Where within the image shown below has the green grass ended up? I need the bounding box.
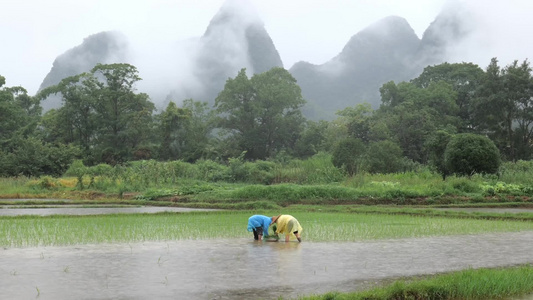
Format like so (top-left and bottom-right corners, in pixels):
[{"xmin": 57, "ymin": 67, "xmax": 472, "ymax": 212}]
[
  {"xmin": 0, "ymin": 177, "xmax": 33, "ymax": 196},
  {"xmin": 1, "ymin": 211, "xmax": 532, "ymax": 247},
  {"xmin": 297, "ymin": 264, "xmax": 533, "ymax": 300}
]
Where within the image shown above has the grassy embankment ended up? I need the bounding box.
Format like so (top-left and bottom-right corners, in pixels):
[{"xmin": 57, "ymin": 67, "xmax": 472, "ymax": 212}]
[
  {"xmin": 1, "ymin": 156, "xmax": 533, "ymax": 210},
  {"xmin": 296, "ymin": 265, "xmax": 533, "ymax": 300}
]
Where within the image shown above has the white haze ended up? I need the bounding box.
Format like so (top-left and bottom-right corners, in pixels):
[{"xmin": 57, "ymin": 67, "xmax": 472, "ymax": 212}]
[{"xmin": 1, "ymin": 0, "xmax": 532, "ymax": 104}]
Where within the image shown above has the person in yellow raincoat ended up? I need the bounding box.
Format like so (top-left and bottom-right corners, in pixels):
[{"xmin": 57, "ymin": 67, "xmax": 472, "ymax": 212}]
[{"xmin": 271, "ymin": 214, "xmax": 302, "ymax": 242}]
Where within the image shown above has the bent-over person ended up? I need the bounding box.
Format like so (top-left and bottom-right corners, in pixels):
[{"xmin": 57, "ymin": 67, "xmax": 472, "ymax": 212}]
[{"xmin": 271, "ymin": 214, "xmax": 302, "ymax": 242}]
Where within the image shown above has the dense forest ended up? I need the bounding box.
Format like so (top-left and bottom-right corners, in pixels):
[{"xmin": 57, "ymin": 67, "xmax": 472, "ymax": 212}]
[{"xmin": 1, "ymin": 57, "xmax": 532, "ymax": 179}]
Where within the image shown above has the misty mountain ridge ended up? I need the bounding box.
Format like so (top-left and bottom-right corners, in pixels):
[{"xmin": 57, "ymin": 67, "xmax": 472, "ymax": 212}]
[
  {"xmin": 38, "ymin": 1, "xmax": 470, "ymax": 120},
  {"xmin": 39, "ymin": 31, "xmax": 129, "ymax": 111},
  {"xmin": 173, "ymin": 0, "xmax": 283, "ymax": 106}
]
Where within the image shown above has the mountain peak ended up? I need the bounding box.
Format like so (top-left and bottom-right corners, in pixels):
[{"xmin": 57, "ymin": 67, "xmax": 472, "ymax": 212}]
[
  {"xmin": 205, "ymin": 0, "xmax": 262, "ymax": 35},
  {"xmin": 420, "ymin": 1, "xmax": 472, "ymax": 63},
  {"xmin": 338, "ymin": 15, "xmax": 419, "ymax": 64},
  {"xmin": 361, "ymin": 15, "xmax": 416, "ymax": 37}
]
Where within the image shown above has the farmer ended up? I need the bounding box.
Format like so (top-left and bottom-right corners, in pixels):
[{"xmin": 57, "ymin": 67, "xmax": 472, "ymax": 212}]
[
  {"xmin": 247, "ymin": 215, "xmax": 273, "ymax": 241},
  {"xmin": 271, "ymin": 214, "xmax": 302, "ymax": 242}
]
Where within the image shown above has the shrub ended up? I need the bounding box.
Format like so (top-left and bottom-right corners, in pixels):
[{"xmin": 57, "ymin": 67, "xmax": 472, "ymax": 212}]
[
  {"xmin": 332, "ymin": 138, "xmax": 366, "ymax": 176},
  {"xmin": 363, "ymin": 140, "xmax": 404, "ymax": 174},
  {"xmin": 195, "ymin": 159, "xmax": 230, "ymax": 181},
  {"xmin": 38, "ymin": 176, "xmax": 61, "ymax": 190},
  {"xmin": 444, "ymin": 133, "xmax": 501, "ymax": 177},
  {"xmin": 64, "ymin": 160, "xmax": 87, "ymax": 189}
]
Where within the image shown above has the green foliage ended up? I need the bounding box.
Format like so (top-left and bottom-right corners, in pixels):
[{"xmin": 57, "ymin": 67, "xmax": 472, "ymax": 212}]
[
  {"xmin": 273, "ymin": 152, "xmax": 344, "ymax": 184},
  {"xmin": 0, "ymin": 78, "xmax": 41, "ymax": 150},
  {"xmin": 0, "ymin": 137, "xmax": 80, "ymax": 177},
  {"xmin": 363, "ymin": 140, "xmax": 404, "ymax": 174},
  {"xmin": 337, "ymin": 103, "xmax": 374, "ymax": 142},
  {"xmin": 215, "ymin": 67, "xmax": 306, "ymax": 160},
  {"xmin": 37, "ymin": 176, "xmax": 62, "ymax": 190},
  {"xmin": 473, "ymin": 58, "xmax": 533, "ymax": 161},
  {"xmin": 301, "ymin": 265, "xmax": 533, "ymax": 300},
  {"xmin": 331, "ymin": 138, "xmax": 366, "ymax": 176},
  {"xmin": 37, "ymin": 64, "xmax": 155, "ymax": 165},
  {"xmin": 3, "ymin": 211, "xmax": 533, "ymax": 247},
  {"xmin": 480, "ymin": 181, "xmax": 525, "ymax": 196},
  {"xmin": 444, "ymin": 133, "xmax": 501, "ymax": 177},
  {"xmin": 65, "ymin": 160, "xmax": 87, "ymax": 189},
  {"xmin": 195, "ymin": 159, "xmax": 231, "ymax": 182},
  {"xmin": 293, "ymin": 120, "xmax": 331, "ymax": 158},
  {"xmin": 425, "ymin": 129, "xmax": 454, "ymax": 179},
  {"xmin": 447, "ymin": 176, "xmax": 482, "ymax": 194},
  {"xmin": 157, "ymin": 99, "xmax": 215, "ymax": 162},
  {"xmin": 412, "ymin": 62, "xmax": 484, "ymax": 131}
]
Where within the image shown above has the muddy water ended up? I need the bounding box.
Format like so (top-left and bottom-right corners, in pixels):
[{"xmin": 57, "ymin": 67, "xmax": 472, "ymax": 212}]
[
  {"xmin": 0, "ymin": 206, "xmax": 218, "ymax": 216},
  {"xmin": 431, "ymin": 207, "xmax": 533, "ymax": 214},
  {"xmin": 1, "ymin": 232, "xmax": 532, "ymax": 300},
  {"xmin": 2, "ymin": 205, "xmax": 532, "ymax": 217}
]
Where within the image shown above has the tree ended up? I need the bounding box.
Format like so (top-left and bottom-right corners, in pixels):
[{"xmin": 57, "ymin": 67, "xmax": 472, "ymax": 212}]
[
  {"xmin": 158, "ymin": 101, "xmax": 191, "ymax": 160},
  {"xmin": 331, "ymin": 138, "xmax": 366, "ymax": 176},
  {"xmin": 444, "ymin": 133, "xmax": 501, "ymax": 177},
  {"xmin": 336, "ymin": 103, "xmax": 374, "ymax": 142},
  {"xmin": 363, "ymin": 140, "xmax": 405, "ymax": 174},
  {"xmin": 0, "ymin": 137, "xmax": 80, "ymax": 177},
  {"xmin": 0, "ymin": 75, "xmax": 41, "ymax": 150},
  {"xmin": 89, "ymin": 64, "xmax": 155, "ymax": 163},
  {"xmin": 157, "ymin": 99, "xmax": 215, "ymax": 162},
  {"xmin": 37, "ymin": 74, "xmax": 96, "ymax": 153},
  {"xmin": 215, "ymin": 67, "xmax": 306, "ymax": 160},
  {"xmin": 376, "ymin": 80, "xmax": 460, "ymax": 163},
  {"xmin": 293, "ymin": 120, "xmax": 330, "ymax": 158},
  {"xmin": 473, "ymin": 58, "xmax": 533, "ymax": 161},
  {"xmin": 425, "ymin": 129, "xmax": 455, "ymax": 179},
  {"xmin": 411, "ymin": 62, "xmax": 484, "ymax": 130},
  {"xmin": 37, "ymin": 64, "xmax": 156, "ymax": 165}
]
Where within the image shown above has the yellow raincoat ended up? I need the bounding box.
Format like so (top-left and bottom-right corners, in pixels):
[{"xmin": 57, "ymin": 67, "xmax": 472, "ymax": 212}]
[{"xmin": 275, "ymin": 215, "xmax": 303, "ymax": 239}]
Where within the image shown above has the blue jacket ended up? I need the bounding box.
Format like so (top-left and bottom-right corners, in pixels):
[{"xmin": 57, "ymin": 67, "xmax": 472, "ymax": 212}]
[{"xmin": 247, "ymin": 215, "xmax": 272, "ymax": 236}]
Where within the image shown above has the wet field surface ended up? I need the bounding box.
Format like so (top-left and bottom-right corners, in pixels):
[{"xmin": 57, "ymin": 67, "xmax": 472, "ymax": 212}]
[
  {"xmin": 1, "ymin": 204, "xmax": 532, "ymax": 299},
  {"xmin": 0, "ymin": 206, "xmax": 219, "ymax": 216},
  {"xmin": 430, "ymin": 207, "xmax": 533, "ymax": 214},
  {"xmin": 1, "ymin": 232, "xmax": 532, "ymax": 300},
  {"xmin": 1, "ymin": 204, "xmax": 532, "ymax": 217}
]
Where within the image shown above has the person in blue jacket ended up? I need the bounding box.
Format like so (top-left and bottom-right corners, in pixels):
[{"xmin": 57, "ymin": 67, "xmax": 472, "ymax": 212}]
[{"xmin": 247, "ymin": 215, "xmax": 273, "ymax": 241}]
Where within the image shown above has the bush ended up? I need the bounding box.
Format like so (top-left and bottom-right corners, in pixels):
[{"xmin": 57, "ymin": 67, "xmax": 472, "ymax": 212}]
[
  {"xmin": 444, "ymin": 133, "xmax": 501, "ymax": 177},
  {"xmin": 64, "ymin": 160, "xmax": 87, "ymax": 189},
  {"xmin": 196, "ymin": 159, "xmax": 230, "ymax": 181},
  {"xmin": 363, "ymin": 140, "xmax": 404, "ymax": 174},
  {"xmin": 332, "ymin": 138, "xmax": 366, "ymax": 176}
]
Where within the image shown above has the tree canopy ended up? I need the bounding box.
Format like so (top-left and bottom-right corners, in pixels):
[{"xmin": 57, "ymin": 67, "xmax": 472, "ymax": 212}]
[
  {"xmin": 2, "ymin": 57, "xmax": 533, "ymax": 177},
  {"xmin": 215, "ymin": 67, "xmax": 306, "ymax": 160}
]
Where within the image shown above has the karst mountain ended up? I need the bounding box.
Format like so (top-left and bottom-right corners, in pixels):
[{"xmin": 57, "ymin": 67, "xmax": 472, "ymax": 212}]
[{"xmin": 38, "ymin": 1, "xmax": 469, "ymax": 119}]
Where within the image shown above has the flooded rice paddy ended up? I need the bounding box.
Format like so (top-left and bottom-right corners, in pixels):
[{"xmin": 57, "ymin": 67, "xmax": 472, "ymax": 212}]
[
  {"xmin": 1, "ymin": 204, "xmax": 532, "ymax": 299},
  {"xmin": 1, "ymin": 232, "xmax": 532, "ymax": 299}
]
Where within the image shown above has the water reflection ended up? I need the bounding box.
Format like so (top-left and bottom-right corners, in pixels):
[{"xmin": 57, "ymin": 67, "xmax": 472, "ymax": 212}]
[{"xmin": 1, "ymin": 232, "xmax": 532, "ymax": 300}]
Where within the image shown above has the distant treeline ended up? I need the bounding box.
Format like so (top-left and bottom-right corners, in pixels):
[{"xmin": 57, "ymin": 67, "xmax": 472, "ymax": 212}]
[{"xmin": 1, "ymin": 58, "xmax": 533, "ymax": 178}]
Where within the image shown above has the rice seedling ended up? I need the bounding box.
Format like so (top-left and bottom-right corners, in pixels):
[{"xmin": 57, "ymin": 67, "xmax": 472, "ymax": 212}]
[{"xmin": 1, "ymin": 211, "xmax": 532, "ymax": 247}]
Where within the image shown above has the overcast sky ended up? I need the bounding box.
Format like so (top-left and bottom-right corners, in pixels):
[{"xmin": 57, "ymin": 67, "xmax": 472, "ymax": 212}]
[{"xmin": 1, "ymin": 0, "xmax": 532, "ymax": 95}]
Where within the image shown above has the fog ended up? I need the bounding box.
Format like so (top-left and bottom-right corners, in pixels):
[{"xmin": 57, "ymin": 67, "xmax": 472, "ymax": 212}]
[
  {"xmin": 441, "ymin": 0, "xmax": 533, "ymax": 66},
  {"xmin": 1, "ymin": 0, "xmax": 532, "ymax": 102}
]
